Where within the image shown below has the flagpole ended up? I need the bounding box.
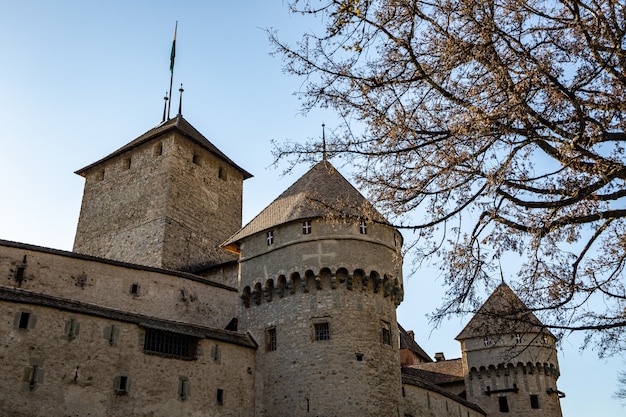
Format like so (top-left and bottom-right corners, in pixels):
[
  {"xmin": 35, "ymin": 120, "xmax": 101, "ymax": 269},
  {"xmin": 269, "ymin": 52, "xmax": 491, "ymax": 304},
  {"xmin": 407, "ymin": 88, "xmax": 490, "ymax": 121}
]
[{"xmin": 167, "ymin": 21, "xmax": 177, "ymax": 120}]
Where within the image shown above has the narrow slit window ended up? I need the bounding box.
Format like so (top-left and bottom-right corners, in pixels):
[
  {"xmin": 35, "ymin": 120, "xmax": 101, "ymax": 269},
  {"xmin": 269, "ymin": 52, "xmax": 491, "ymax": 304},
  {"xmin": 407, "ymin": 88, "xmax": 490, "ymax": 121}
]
[
  {"xmin": 217, "ymin": 388, "xmax": 224, "ymax": 405},
  {"xmin": 359, "ymin": 221, "xmax": 367, "ymax": 234},
  {"xmin": 130, "ymin": 283, "xmax": 140, "ymax": 296},
  {"xmin": 266, "ymin": 231, "xmax": 274, "ymax": 245},
  {"xmin": 302, "ymin": 220, "xmax": 311, "ymax": 235},
  {"xmin": 266, "ymin": 328, "xmax": 277, "ymax": 352}
]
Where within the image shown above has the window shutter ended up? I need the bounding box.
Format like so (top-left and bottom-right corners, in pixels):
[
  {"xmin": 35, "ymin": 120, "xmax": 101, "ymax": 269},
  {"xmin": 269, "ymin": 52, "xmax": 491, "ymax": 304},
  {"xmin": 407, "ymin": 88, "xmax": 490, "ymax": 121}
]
[{"xmin": 27, "ymin": 314, "xmax": 37, "ymax": 329}]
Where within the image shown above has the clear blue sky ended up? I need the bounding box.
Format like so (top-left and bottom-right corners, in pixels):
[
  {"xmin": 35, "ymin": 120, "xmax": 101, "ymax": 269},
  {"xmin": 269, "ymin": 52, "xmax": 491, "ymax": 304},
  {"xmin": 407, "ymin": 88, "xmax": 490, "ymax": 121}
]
[{"xmin": 0, "ymin": 2, "xmax": 622, "ymax": 415}]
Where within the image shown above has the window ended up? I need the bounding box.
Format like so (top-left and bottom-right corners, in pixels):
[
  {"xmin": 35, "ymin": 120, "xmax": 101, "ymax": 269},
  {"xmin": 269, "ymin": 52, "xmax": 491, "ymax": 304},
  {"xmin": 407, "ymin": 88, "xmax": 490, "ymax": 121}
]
[
  {"xmin": 483, "ymin": 336, "xmax": 491, "ymax": 346},
  {"xmin": 63, "ymin": 318, "xmax": 80, "ymax": 340},
  {"xmin": 122, "ymin": 157, "xmax": 131, "ymax": 170},
  {"xmin": 530, "ymin": 394, "xmax": 540, "ymax": 409},
  {"xmin": 266, "ymin": 231, "xmax": 274, "ymax": 245},
  {"xmin": 314, "ymin": 322, "xmax": 330, "ymax": 341},
  {"xmin": 114, "ymin": 374, "xmax": 130, "ymax": 395},
  {"xmin": 382, "ymin": 321, "xmax": 391, "ymax": 345},
  {"xmin": 23, "ymin": 359, "xmax": 45, "ymax": 391},
  {"xmin": 178, "ymin": 377, "xmax": 190, "ymax": 401},
  {"xmin": 266, "ymin": 328, "xmax": 277, "ymax": 352},
  {"xmin": 541, "ymin": 334, "xmax": 549, "ymax": 344},
  {"xmin": 104, "ymin": 325, "xmax": 120, "ymax": 346},
  {"xmin": 359, "ymin": 221, "xmax": 367, "ymax": 234},
  {"xmin": 498, "ymin": 396, "xmax": 509, "ymax": 413},
  {"xmin": 218, "ymin": 167, "xmax": 226, "ymax": 180},
  {"xmin": 212, "ymin": 344, "xmax": 221, "ymax": 363},
  {"xmin": 14, "ymin": 311, "xmax": 36, "ymax": 330},
  {"xmin": 217, "ymin": 388, "xmax": 224, "ymax": 405},
  {"xmin": 515, "ymin": 333, "xmax": 523, "ymax": 343},
  {"xmin": 192, "ymin": 153, "xmax": 200, "ymax": 165},
  {"xmin": 143, "ymin": 328, "xmax": 198, "ymax": 360},
  {"xmin": 130, "ymin": 283, "xmax": 140, "ymax": 296},
  {"xmin": 14, "ymin": 265, "xmax": 26, "ymax": 284},
  {"xmin": 355, "ymin": 353, "xmax": 363, "ymax": 361},
  {"xmin": 154, "ymin": 142, "xmax": 163, "ymax": 157},
  {"xmin": 302, "ymin": 220, "xmax": 312, "ymax": 235}
]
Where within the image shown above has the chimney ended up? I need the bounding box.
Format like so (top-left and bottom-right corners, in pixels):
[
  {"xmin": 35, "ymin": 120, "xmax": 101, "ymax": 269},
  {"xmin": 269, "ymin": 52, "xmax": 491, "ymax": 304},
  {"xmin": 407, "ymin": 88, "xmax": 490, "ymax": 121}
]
[
  {"xmin": 434, "ymin": 352, "xmax": 446, "ymax": 362},
  {"xmin": 407, "ymin": 330, "xmax": 415, "ymax": 340}
]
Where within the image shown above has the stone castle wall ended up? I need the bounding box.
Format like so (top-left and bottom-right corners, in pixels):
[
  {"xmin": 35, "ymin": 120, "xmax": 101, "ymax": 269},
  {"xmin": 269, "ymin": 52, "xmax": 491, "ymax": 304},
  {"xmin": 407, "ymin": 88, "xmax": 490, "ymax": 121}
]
[
  {"xmin": 1, "ymin": 241, "xmax": 238, "ymax": 329},
  {"xmin": 0, "ymin": 301, "xmax": 255, "ymax": 417}
]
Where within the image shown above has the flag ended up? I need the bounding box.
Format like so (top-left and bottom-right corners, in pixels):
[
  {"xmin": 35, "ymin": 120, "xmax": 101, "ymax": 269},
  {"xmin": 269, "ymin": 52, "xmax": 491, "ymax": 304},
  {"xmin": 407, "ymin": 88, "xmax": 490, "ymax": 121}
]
[{"xmin": 170, "ymin": 22, "xmax": 177, "ymax": 73}]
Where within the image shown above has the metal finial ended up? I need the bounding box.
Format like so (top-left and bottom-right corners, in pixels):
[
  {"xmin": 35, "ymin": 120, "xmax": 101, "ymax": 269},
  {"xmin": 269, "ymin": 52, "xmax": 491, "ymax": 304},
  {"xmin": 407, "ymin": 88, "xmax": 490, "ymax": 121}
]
[
  {"xmin": 177, "ymin": 84, "xmax": 184, "ymax": 117},
  {"xmin": 499, "ymin": 259, "xmax": 505, "ymax": 285},
  {"xmin": 322, "ymin": 123, "xmax": 327, "ymax": 162},
  {"xmin": 162, "ymin": 92, "xmax": 169, "ymax": 122}
]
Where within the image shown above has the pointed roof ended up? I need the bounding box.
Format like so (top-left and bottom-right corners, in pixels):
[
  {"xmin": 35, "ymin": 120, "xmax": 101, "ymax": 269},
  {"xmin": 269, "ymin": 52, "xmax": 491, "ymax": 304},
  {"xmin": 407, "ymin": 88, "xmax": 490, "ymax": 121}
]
[
  {"xmin": 222, "ymin": 161, "xmax": 387, "ymax": 251},
  {"xmin": 75, "ymin": 115, "xmax": 252, "ymax": 179},
  {"xmin": 456, "ymin": 283, "xmax": 549, "ymax": 340}
]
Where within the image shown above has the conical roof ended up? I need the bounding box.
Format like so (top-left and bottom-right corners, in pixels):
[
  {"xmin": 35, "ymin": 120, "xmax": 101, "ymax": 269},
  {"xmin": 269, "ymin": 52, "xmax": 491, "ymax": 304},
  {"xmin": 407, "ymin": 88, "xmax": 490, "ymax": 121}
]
[
  {"xmin": 222, "ymin": 161, "xmax": 387, "ymax": 251},
  {"xmin": 456, "ymin": 283, "xmax": 549, "ymax": 340},
  {"xmin": 75, "ymin": 115, "xmax": 252, "ymax": 179}
]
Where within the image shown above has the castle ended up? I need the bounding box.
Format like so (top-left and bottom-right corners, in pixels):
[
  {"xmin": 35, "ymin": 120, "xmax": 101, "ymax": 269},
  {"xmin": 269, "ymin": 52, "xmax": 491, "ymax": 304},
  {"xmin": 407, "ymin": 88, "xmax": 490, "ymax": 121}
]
[{"xmin": 0, "ymin": 114, "xmax": 564, "ymax": 416}]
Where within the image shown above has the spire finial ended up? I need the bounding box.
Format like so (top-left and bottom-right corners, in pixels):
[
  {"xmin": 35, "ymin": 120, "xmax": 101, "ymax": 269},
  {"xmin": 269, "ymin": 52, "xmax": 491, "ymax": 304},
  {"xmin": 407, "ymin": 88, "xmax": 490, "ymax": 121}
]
[
  {"xmin": 161, "ymin": 92, "xmax": 169, "ymax": 123},
  {"xmin": 499, "ymin": 259, "xmax": 506, "ymax": 285},
  {"xmin": 177, "ymin": 84, "xmax": 184, "ymax": 117},
  {"xmin": 322, "ymin": 123, "xmax": 327, "ymax": 162},
  {"xmin": 167, "ymin": 21, "xmax": 178, "ymax": 120}
]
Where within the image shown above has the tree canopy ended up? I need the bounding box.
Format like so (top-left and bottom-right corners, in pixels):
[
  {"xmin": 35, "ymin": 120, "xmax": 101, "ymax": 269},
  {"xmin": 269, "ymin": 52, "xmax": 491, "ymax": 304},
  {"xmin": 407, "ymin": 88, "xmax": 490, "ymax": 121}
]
[{"xmin": 270, "ymin": 0, "xmax": 626, "ymax": 356}]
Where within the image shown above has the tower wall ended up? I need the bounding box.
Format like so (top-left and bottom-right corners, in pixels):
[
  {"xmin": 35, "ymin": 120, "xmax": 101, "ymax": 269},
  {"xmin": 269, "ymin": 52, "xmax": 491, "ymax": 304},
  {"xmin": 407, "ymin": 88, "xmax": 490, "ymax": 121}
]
[
  {"xmin": 73, "ymin": 132, "xmax": 243, "ymax": 271},
  {"xmin": 238, "ymin": 219, "xmax": 405, "ymax": 417},
  {"xmin": 461, "ymin": 333, "xmax": 563, "ymax": 417}
]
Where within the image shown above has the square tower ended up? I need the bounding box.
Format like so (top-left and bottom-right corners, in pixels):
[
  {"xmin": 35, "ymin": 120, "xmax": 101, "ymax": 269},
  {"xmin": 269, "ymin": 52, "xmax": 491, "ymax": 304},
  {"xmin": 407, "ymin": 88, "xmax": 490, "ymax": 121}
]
[{"xmin": 73, "ymin": 116, "xmax": 251, "ymax": 271}]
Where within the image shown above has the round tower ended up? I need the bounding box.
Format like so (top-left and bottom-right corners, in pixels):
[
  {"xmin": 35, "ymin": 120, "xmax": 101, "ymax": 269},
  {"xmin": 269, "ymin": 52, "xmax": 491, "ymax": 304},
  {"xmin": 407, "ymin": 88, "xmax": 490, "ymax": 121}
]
[
  {"xmin": 223, "ymin": 162, "xmax": 405, "ymax": 417},
  {"xmin": 456, "ymin": 284, "xmax": 564, "ymax": 417}
]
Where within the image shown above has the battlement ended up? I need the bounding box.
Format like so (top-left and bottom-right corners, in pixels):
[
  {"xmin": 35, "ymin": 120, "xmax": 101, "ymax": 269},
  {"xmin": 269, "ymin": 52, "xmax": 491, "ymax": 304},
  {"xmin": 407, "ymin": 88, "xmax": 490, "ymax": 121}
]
[{"xmin": 241, "ymin": 266, "xmax": 404, "ymax": 308}]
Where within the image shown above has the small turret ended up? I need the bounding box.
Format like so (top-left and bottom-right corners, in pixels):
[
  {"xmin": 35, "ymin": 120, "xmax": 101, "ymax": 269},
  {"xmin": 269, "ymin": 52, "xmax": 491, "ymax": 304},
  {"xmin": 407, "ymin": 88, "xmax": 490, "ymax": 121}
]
[{"xmin": 456, "ymin": 284, "xmax": 564, "ymax": 417}]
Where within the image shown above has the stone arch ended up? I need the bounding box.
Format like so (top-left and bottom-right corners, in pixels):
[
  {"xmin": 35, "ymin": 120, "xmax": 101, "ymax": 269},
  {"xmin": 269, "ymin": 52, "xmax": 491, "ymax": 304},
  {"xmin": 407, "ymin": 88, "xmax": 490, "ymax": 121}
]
[
  {"xmin": 289, "ymin": 272, "xmax": 301, "ymax": 295},
  {"xmin": 371, "ymin": 271, "xmax": 382, "ymax": 293},
  {"xmin": 354, "ymin": 269, "xmax": 367, "ymax": 290},
  {"xmin": 479, "ymin": 366, "xmax": 487, "ymax": 379},
  {"xmin": 265, "ymin": 279, "xmax": 274, "ymax": 302},
  {"xmin": 277, "ymin": 275, "xmax": 287, "ymax": 298},
  {"xmin": 319, "ymin": 267, "xmax": 332, "ymax": 289},
  {"xmin": 336, "ymin": 268, "xmax": 348, "ymax": 287},
  {"xmin": 241, "ymin": 286, "xmax": 251, "ymax": 308},
  {"xmin": 304, "ymin": 270, "xmax": 316, "ymax": 293},
  {"xmin": 253, "ymin": 282, "xmax": 262, "ymax": 305}
]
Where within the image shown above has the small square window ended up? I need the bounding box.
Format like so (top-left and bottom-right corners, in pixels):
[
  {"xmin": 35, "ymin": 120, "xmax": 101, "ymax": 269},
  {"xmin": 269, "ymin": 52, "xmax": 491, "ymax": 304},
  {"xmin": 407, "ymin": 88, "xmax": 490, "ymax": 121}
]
[
  {"xmin": 114, "ymin": 374, "xmax": 130, "ymax": 395},
  {"xmin": 122, "ymin": 157, "xmax": 131, "ymax": 170},
  {"xmin": 314, "ymin": 322, "xmax": 330, "ymax": 341},
  {"xmin": 302, "ymin": 221, "xmax": 312, "ymax": 235},
  {"xmin": 355, "ymin": 353, "xmax": 363, "ymax": 361},
  {"xmin": 359, "ymin": 221, "xmax": 367, "ymax": 234},
  {"xmin": 266, "ymin": 231, "xmax": 274, "ymax": 245}
]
